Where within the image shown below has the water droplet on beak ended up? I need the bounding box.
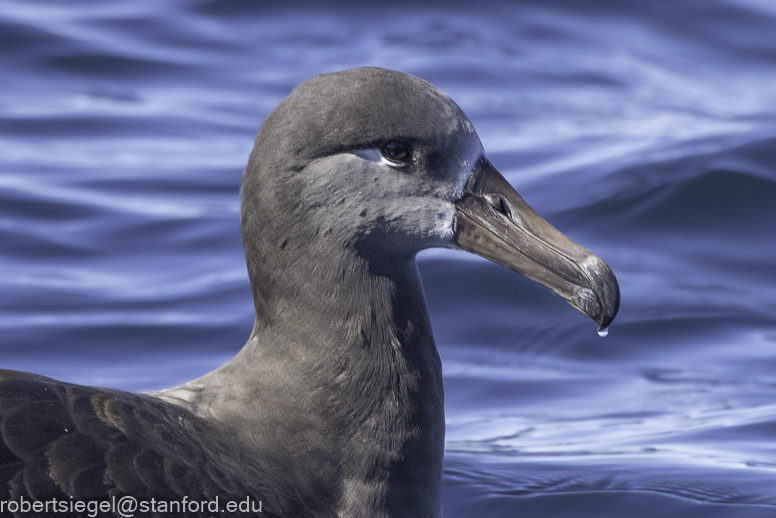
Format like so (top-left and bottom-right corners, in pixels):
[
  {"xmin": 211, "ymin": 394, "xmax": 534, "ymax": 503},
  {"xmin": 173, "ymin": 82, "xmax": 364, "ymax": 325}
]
[{"xmin": 597, "ymin": 327, "xmax": 609, "ymax": 338}]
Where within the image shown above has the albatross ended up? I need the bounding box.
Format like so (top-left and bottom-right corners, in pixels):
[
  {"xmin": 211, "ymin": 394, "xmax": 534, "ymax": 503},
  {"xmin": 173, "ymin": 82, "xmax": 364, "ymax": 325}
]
[{"xmin": 0, "ymin": 67, "xmax": 619, "ymax": 517}]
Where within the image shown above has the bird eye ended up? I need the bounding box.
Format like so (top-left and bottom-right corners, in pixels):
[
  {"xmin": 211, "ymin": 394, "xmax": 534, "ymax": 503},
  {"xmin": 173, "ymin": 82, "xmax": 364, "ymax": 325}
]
[{"xmin": 380, "ymin": 140, "xmax": 411, "ymax": 163}]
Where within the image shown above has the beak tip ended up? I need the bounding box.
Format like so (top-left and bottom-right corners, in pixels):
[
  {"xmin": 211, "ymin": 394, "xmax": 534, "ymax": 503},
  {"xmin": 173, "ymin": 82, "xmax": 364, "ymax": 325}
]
[
  {"xmin": 597, "ymin": 313, "xmax": 616, "ymax": 333},
  {"xmin": 594, "ymin": 275, "xmax": 620, "ymax": 332}
]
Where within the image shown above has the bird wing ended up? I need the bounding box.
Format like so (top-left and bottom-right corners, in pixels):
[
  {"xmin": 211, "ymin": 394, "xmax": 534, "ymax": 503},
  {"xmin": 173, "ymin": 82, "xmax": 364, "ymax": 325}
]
[{"xmin": 0, "ymin": 369, "xmax": 269, "ymax": 517}]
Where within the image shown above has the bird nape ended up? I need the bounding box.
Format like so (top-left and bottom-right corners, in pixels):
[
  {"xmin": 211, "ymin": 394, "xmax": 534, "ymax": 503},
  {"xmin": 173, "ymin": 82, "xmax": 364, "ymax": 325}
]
[{"xmin": 0, "ymin": 67, "xmax": 619, "ymax": 518}]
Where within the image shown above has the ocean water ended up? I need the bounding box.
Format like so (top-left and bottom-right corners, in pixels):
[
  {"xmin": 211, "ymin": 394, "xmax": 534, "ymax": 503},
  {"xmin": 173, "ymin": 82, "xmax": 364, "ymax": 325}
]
[{"xmin": 2, "ymin": 0, "xmax": 776, "ymax": 516}]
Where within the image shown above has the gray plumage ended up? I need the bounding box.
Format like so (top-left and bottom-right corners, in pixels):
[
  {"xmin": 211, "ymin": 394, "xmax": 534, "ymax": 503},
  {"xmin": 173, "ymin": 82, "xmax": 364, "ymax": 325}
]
[{"xmin": 0, "ymin": 68, "xmax": 619, "ymax": 518}]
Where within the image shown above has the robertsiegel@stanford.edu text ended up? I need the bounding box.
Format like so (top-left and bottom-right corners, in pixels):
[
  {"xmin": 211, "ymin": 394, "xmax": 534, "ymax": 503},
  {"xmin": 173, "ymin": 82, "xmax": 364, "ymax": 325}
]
[{"xmin": 1, "ymin": 495, "xmax": 264, "ymax": 517}]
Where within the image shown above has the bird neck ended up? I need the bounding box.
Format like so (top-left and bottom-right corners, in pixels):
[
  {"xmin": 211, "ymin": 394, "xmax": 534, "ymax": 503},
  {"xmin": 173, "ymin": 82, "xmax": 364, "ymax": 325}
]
[
  {"xmin": 251, "ymin": 251, "xmax": 446, "ymax": 516},
  {"xmin": 159, "ymin": 249, "xmax": 444, "ymax": 517}
]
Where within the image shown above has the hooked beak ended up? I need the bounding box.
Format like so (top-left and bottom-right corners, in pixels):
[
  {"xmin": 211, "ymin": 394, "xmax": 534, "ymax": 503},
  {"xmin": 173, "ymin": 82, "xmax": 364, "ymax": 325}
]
[{"xmin": 453, "ymin": 159, "xmax": 620, "ymax": 332}]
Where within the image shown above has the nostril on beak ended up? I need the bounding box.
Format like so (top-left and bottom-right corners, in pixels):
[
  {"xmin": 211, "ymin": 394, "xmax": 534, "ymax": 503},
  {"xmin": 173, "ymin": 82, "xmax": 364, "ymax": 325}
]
[{"xmin": 483, "ymin": 193, "xmax": 512, "ymax": 218}]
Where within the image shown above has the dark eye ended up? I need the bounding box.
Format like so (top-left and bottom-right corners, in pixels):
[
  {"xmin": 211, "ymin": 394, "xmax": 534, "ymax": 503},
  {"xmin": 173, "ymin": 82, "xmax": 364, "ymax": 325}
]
[{"xmin": 380, "ymin": 140, "xmax": 411, "ymax": 163}]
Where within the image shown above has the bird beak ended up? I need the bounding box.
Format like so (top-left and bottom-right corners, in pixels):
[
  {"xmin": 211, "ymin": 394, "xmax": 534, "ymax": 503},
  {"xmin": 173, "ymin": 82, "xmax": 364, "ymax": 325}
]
[{"xmin": 453, "ymin": 159, "xmax": 620, "ymax": 332}]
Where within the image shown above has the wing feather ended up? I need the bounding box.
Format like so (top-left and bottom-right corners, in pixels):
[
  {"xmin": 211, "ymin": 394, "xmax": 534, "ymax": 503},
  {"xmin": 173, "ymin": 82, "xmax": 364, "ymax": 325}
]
[{"xmin": 0, "ymin": 370, "xmax": 277, "ymax": 517}]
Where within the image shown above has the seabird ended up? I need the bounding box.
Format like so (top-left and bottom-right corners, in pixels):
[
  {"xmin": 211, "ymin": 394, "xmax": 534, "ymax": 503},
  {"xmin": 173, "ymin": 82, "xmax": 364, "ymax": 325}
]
[{"xmin": 0, "ymin": 67, "xmax": 619, "ymax": 517}]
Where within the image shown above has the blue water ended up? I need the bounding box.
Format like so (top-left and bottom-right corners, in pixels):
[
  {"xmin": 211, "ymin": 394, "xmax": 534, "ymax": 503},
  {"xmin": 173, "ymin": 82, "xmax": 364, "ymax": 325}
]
[{"xmin": 2, "ymin": 0, "xmax": 776, "ymax": 516}]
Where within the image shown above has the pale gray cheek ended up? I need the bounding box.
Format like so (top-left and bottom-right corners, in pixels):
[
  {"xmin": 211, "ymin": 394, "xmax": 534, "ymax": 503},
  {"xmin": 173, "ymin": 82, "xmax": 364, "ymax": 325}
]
[
  {"xmin": 387, "ymin": 199, "xmax": 455, "ymax": 248},
  {"xmin": 430, "ymin": 202, "xmax": 456, "ymax": 244}
]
